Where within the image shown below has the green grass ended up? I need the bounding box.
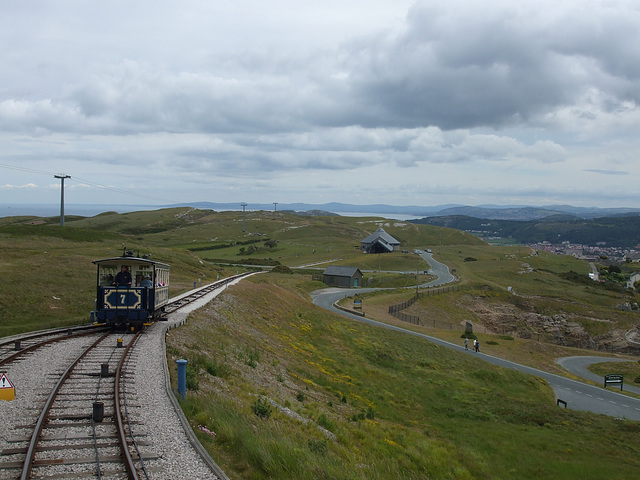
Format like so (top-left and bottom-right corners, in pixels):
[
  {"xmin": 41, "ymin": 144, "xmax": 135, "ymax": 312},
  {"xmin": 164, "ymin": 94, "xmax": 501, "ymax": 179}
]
[
  {"xmin": 0, "ymin": 217, "xmax": 234, "ymax": 336},
  {"xmin": 588, "ymin": 361, "xmax": 640, "ymax": 384},
  {"xmin": 4, "ymin": 207, "xmax": 640, "ymax": 478},
  {"xmin": 167, "ymin": 275, "xmax": 640, "ymax": 479}
]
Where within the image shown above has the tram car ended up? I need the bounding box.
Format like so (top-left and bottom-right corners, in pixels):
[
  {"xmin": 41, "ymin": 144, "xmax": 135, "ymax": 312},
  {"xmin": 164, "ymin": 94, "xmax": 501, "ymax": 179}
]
[{"xmin": 93, "ymin": 251, "xmax": 170, "ymax": 329}]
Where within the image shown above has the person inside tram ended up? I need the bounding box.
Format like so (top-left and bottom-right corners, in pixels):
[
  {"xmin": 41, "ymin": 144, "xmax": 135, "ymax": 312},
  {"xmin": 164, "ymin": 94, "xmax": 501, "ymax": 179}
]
[
  {"xmin": 113, "ymin": 265, "xmax": 132, "ymax": 288},
  {"xmin": 140, "ymin": 275, "xmax": 153, "ymax": 288}
]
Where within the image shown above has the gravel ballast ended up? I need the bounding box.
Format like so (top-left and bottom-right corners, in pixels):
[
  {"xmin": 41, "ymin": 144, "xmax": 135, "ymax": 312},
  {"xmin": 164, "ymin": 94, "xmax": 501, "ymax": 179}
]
[{"xmin": 0, "ymin": 277, "xmax": 249, "ymax": 479}]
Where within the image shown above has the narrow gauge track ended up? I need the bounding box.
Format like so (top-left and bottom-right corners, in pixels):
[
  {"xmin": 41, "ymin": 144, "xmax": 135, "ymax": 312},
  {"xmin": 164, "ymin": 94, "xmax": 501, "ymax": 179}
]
[
  {"xmin": 2, "ymin": 331, "xmax": 154, "ymax": 480},
  {"xmin": 2, "ymin": 273, "xmax": 254, "ymax": 480},
  {"xmin": 0, "ymin": 325, "xmax": 108, "ymax": 368},
  {"xmin": 163, "ymin": 272, "xmax": 254, "ymax": 315}
]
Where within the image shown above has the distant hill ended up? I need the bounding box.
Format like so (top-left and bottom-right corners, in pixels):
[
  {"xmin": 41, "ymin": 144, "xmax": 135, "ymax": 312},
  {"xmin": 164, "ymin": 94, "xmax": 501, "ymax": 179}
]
[
  {"xmin": 6, "ymin": 202, "xmax": 639, "ymax": 222},
  {"xmin": 410, "ymin": 214, "xmax": 640, "ymax": 247},
  {"xmin": 173, "ymin": 202, "xmax": 640, "ymax": 221},
  {"xmin": 425, "ymin": 205, "xmax": 640, "ymax": 220}
]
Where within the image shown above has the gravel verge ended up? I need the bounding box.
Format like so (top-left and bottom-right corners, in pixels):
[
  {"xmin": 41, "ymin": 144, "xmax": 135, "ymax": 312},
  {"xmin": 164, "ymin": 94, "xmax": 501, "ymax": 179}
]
[
  {"xmin": 0, "ymin": 276, "xmax": 251, "ymax": 479},
  {"xmin": 131, "ymin": 277, "xmax": 252, "ymax": 480}
]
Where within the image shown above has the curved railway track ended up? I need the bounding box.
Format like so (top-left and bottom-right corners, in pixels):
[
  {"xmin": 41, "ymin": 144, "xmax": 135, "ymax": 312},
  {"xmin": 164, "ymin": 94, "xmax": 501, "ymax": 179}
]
[
  {"xmin": 1, "ymin": 273, "xmax": 254, "ymax": 479},
  {"xmin": 0, "ymin": 325, "xmax": 108, "ymax": 368}
]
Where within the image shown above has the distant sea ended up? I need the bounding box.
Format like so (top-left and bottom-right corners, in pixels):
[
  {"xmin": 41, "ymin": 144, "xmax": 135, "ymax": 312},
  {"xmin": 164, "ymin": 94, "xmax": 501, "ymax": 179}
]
[
  {"xmin": 0, "ymin": 203, "xmax": 419, "ymax": 222},
  {"xmin": 0, "ymin": 203, "xmax": 160, "ymax": 218}
]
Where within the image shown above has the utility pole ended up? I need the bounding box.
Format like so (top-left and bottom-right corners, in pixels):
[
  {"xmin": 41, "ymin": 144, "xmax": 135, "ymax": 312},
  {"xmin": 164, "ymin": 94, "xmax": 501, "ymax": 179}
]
[
  {"xmin": 54, "ymin": 174, "xmax": 71, "ymax": 226},
  {"xmin": 241, "ymin": 203, "xmax": 248, "ymax": 232}
]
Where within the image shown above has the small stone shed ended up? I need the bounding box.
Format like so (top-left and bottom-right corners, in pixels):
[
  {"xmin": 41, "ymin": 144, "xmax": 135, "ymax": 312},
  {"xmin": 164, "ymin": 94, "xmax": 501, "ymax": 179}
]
[{"xmin": 322, "ymin": 266, "xmax": 364, "ymax": 288}]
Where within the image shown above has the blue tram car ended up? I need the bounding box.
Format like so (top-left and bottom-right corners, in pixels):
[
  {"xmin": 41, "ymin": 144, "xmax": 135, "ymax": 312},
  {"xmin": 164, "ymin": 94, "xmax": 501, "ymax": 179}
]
[{"xmin": 93, "ymin": 252, "xmax": 170, "ymax": 328}]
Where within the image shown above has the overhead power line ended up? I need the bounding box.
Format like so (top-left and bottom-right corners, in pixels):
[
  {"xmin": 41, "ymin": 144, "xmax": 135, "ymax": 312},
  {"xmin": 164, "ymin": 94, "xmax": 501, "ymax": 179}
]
[{"xmin": 0, "ymin": 163, "xmax": 177, "ymax": 204}]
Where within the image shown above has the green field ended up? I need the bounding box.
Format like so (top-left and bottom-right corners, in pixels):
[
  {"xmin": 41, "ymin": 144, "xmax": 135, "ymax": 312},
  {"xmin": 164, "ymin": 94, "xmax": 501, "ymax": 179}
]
[
  {"xmin": 167, "ymin": 275, "xmax": 640, "ymax": 479},
  {"xmin": 2, "ymin": 207, "xmax": 640, "ymax": 479}
]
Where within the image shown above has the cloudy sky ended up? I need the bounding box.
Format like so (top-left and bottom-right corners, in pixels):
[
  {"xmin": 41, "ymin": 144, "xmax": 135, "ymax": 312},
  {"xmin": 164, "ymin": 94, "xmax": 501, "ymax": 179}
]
[{"xmin": 2, "ymin": 0, "xmax": 640, "ymax": 210}]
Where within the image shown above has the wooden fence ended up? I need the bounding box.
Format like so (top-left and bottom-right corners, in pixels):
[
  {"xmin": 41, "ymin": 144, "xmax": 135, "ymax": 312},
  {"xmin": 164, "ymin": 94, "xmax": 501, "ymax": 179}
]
[{"xmin": 388, "ymin": 285, "xmax": 463, "ymax": 330}]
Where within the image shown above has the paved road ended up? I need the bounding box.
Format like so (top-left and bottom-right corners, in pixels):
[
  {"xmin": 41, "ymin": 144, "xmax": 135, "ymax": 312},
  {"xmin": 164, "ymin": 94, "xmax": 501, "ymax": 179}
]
[
  {"xmin": 311, "ymin": 289, "xmax": 640, "ymax": 420},
  {"xmin": 419, "ymin": 251, "xmax": 456, "ymax": 286},
  {"xmin": 557, "ymin": 356, "xmax": 640, "ymax": 395}
]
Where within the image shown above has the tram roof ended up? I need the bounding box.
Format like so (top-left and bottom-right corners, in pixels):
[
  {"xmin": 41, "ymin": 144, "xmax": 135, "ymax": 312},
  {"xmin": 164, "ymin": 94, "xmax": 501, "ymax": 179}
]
[{"xmin": 92, "ymin": 256, "xmax": 170, "ymax": 269}]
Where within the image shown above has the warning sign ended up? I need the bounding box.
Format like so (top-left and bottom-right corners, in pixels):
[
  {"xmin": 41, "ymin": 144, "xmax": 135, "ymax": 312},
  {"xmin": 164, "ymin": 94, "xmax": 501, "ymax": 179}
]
[{"xmin": 0, "ymin": 373, "xmax": 15, "ymax": 401}]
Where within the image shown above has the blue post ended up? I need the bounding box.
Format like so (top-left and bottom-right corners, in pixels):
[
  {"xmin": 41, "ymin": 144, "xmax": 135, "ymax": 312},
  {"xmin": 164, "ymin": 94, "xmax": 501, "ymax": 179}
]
[{"xmin": 177, "ymin": 359, "xmax": 188, "ymax": 400}]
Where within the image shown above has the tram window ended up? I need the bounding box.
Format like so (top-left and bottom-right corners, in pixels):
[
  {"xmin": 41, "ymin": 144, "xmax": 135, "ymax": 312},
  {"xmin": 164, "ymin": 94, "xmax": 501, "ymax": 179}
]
[{"xmin": 99, "ymin": 264, "xmax": 118, "ymax": 286}]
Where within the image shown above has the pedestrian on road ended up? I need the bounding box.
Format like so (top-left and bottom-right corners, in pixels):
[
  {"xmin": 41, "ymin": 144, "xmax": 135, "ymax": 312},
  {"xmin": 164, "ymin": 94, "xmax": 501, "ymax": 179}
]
[
  {"xmin": 473, "ymin": 339, "xmax": 477, "ymax": 351},
  {"xmin": 464, "ymin": 338, "xmax": 468, "ymax": 350},
  {"xmin": 475, "ymin": 340, "xmax": 480, "ymax": 353}
]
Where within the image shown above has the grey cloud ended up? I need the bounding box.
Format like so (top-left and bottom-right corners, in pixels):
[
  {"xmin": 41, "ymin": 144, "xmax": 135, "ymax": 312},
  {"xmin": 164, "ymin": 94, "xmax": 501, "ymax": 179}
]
[
  {"xmin": 334, "ymin": 0, "xmax": 640, "ymax": 130},
  {"xmin": 583, "ymin": 169, "xmax": 629, "ymax": 176}
]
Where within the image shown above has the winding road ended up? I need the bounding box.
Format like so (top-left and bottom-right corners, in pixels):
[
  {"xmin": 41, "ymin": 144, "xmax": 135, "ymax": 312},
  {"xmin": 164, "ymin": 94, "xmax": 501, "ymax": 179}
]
[{"xmin": 311, "ymin": 253, "xmax": 640, "ymax": 421}]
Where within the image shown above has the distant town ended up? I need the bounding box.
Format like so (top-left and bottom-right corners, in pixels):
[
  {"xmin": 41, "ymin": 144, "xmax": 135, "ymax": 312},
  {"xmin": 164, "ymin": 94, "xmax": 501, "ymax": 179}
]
[{"xmin": 527, "ymin": 241, "xmax": 640, "ymax": 264}]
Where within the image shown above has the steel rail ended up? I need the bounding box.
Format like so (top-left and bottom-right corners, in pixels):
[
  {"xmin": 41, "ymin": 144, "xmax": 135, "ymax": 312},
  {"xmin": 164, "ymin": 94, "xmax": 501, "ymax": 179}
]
[
  {"xmin": 20, "ymin": 332, "xmax": 110, "ymax": 480},
  {"xmin": 114, "ymin": 330, "xmax": 144, "ymax": 480},
  {"xmin": 163, "ymin": 272, "xmax": 253, "ymax": 314},
  {"xmin": 0, "ymin": 323, "xmax": 106, "ymax": 349},
  {"xmin": 0, "ymin": 327, "xmax": 109, "ymax": 368},
  {"xmin": 121, "ymin": 331, "xmax": 151, "ymax": 480}
]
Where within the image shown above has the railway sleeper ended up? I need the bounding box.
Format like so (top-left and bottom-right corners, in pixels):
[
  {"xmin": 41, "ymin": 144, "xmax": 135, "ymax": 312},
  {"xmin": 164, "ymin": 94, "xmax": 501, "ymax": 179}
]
[{"xmin": 1, "ymin": 452, "xmax": 159, "ymax": 469}]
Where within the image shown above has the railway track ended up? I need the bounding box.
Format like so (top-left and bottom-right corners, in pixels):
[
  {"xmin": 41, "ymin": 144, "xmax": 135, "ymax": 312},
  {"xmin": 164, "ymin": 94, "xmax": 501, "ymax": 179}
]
[
  {"xmin": 1, "ymin": 274, "xmax": 254, "ymax": 479},
  {"xmin": 163, "ymin": 272, "xmax": 253, "ymax": 314},
  {"xmin": 0, "ymin": 325, "xmax": 108, "ymax": 368},
  {"xmin": 1, "ymin": 331, "xmax": 155, "ymax": 479}
]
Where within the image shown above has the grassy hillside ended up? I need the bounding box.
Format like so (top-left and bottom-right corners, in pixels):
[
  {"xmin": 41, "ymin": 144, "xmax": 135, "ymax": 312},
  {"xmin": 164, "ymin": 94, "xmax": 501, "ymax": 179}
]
[
  {"xmin": 0, "ymin": 210, "xmax": 236, "ymax": 336},
  {"xmin": 2, "ymin": 207, "xmax": 637, "ymax": 341},
  {"xmin": 166, "ymin": 275, "xmax": 640, "ymax": 479},
  {"xmin": 0, "ymin": 208, "xmax": 478, "ymax": 335},
  {"xmin": 412, "ymin": 213, "xmax": 640, "ymax": 247},
  {"xmin": 3, "ymin": 207, "xmax": 640, "ymax": 478}
]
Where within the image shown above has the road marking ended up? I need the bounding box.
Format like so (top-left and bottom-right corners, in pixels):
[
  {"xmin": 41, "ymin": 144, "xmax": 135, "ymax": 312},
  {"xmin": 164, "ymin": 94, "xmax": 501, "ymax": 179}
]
[
  {"xmin": 598, "ymin": 398, "xmax": 605, "ymax": 401},
  {"xmin": 609, "ymin": 401, "xmax": 617, "ymax": 405},
  {"xmin": 586, "ymin": 394, "xmax": 592, "ymax": 397}
]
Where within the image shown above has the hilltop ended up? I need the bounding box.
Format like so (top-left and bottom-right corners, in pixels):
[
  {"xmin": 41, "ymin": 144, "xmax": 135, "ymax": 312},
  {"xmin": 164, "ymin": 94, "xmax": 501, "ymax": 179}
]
[{"xmin": 411, "ymin": 213, "xmax": 640, "ymax": 248}]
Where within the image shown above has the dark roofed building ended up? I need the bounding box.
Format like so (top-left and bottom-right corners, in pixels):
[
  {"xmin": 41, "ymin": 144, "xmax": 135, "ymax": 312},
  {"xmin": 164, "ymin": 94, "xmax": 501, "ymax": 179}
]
[
  {"xmin": 322, "ymin": 266, "xmax": 363, "ymax": 288},
  {"xmin": 360, "ymin": 227, "xmax": 400, "ymax": 254}
]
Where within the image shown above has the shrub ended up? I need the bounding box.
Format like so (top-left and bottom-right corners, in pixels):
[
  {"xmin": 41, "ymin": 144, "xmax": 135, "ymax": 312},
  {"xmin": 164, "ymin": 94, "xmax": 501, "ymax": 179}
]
[
  {"xmin": 239, "ymin": 347, "xmax": 260, "ymax": 368},
  {"xmin": 271, "ymin": 265, "xmax": 293, "ymax": 274},
  {"xmin": 186, "ymin": 366, "xmax": 199, "ymax": 391},
  {"xmin": 317, "ymin": 413, "xmax": 334, "ymax": 431},
  {"xmin": 252, "ymin": 397, "xmax": 272, "ymax": 418},
  {"xmin": 351, "ymin": 411, "xmax": 366, "ymax": 422},
  {"xmin": 204, "ymin": 359, "xmax": 231, "ymax": 378},
  {"xmin": 308, "ymin": 438, "xmax": 328, "ymax": 455},
  {"xmin": 296, "ymin": 392, "xmax": 305, "ymax": 402}
]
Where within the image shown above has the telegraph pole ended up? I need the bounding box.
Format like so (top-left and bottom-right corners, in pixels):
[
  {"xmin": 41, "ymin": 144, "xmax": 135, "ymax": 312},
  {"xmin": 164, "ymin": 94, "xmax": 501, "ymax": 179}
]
[
  {"xmin": 241, "ymin": 203, "xmax": 248, "ymax": 232},
  {"xmin": 54, "ymin": 174, "xmax": 71, "ymax": 226}
]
